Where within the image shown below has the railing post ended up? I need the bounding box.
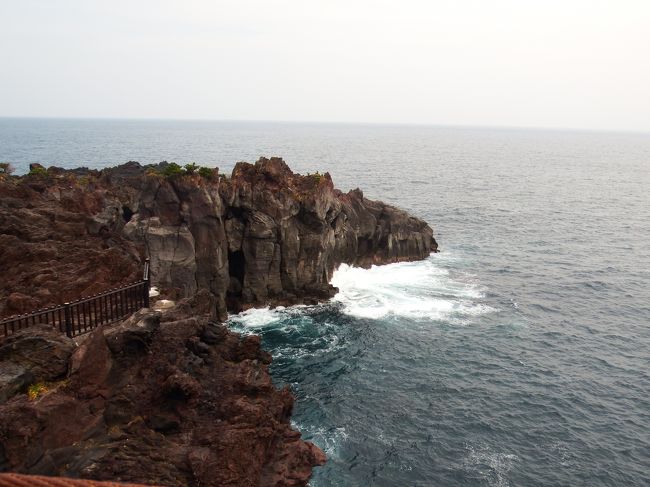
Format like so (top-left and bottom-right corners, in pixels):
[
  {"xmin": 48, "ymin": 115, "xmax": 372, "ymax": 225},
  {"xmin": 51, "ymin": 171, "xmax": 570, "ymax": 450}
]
[
  {"xmin": 143, "ymin": 258, "xmax": 151, "ymax": 308},
  {"xmin": 64, "ymin": 302, "xmax": 72, "ymax": 338}
]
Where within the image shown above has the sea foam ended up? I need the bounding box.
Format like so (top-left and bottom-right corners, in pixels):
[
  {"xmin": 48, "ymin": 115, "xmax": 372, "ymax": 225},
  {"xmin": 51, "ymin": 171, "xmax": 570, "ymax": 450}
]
[
  {"xmin": 331, "ymin": 256, "xmax": 494, "ymax": 322},
  {"xmin": 229, "ymin": 255, "xmax": 494, "ymax": 329}
]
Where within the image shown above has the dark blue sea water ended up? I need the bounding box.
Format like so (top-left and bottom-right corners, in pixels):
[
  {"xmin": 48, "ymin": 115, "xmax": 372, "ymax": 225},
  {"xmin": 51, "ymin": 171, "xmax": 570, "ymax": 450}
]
[{"xmin": 2, "ymin": 118, "xmax": 650, "ymax": 486}]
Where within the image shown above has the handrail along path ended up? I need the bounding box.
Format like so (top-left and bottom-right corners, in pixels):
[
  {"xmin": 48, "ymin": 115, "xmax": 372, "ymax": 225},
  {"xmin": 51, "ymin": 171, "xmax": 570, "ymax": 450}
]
[{"xmin": 1, "ymin": 259, "xmax": 151, "ymax": 338}]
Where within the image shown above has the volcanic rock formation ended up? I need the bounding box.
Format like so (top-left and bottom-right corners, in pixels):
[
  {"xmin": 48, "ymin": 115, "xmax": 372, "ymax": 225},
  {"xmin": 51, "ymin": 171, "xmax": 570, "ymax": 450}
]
[
  {"xmin": 0, "ymin": 291, "xmax": 325, "ymax": 486},
  {"xmin": 0, "ymin": 158, "xmax": 438, "ymax": 486},
  {"xmin": 0, "ymin": 157, "xmax": 437, "ymax": 320}
]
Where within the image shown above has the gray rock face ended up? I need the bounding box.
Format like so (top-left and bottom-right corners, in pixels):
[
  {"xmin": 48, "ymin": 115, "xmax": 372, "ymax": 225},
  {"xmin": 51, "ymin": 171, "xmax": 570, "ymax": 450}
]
[
  {"xmin": 110, "ymin": 158, "xmax": 437, "ymax": 318},
  {"xmin": 0, "ymin": 327, "xmax": 75, "ymax": 403},
  {"xmin": 103, "ymin": 308, "xmax": 161, "ymax": 354}
]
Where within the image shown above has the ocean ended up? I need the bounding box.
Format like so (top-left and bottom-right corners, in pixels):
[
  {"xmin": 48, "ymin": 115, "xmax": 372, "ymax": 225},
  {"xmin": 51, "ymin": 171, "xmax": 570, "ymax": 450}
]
[{"xmin": 2, "ymin": 118, "xmax": 649, "ymax": 486}]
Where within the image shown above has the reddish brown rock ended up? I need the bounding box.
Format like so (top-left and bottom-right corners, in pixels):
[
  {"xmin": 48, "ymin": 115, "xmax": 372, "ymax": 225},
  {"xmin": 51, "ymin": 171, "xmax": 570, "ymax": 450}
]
[
  {"xmin": 0, "ymin": 158, "xmax": 437, "ymax": 320},
  {"xmin": 0, "ymin": 472, "xmax": 157, "ymax": 487},
  {"xmin": 0, "ymin": 292, "xmax": 325, "ymax": 486},
  {"xmin": 5, "ymin": 292, "xmax": 39, "ymax": 314},
  {"xmin": 0, "ymin": 174, "xmax": 142, "ymax": 319},
  {"xmin": 0, "ymin": 159, "xmax": 438, "ymax": 486}
]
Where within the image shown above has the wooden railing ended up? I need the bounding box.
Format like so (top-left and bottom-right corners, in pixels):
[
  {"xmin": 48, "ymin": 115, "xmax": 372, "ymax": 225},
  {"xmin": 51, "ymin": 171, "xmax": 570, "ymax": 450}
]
[{"xmin": 1, "ymin": 259, "xmax": 151, "ymax": 338}]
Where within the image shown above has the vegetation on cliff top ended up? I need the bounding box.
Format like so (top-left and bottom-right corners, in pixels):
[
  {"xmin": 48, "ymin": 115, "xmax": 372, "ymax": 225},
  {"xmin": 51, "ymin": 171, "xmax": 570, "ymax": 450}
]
[{"xmin": 147, "ymin": 161, "xmax": 219, "ymax": 181}]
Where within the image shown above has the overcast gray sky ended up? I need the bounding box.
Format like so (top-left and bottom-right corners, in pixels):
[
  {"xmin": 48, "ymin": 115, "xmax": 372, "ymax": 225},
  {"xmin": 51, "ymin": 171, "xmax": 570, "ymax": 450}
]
[{"xmin": 1, "ymin": 0, "xmax": 649, "ymax": 131}]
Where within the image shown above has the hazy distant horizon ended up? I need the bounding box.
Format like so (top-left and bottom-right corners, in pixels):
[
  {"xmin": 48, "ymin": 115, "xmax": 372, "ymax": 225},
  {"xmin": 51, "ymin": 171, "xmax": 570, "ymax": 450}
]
[
  {"xmin": 2, "ymin": 1, "xmax": 649, "ymax": 132},
  {"xmin": 2, "ymin": 115, "xmax": 649, "ymax": 136}
]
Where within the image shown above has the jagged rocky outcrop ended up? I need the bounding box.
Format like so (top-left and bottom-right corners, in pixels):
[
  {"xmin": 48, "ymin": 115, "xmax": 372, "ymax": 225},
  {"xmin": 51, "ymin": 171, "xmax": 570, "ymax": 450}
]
[
  {"xmin": 0, "ymin": 175, "xmax": 142, "ymax": 318},
  {"xmin": 0, "ymin": 157, "xmax": 436, "ymax": 320},
  {"xmin": 0, "ymin": 158, "xmax": 438, "ymax": 486},
  {"xmin": 122, "ymin": 158, "xmax": 437, "ymax": 318},
  {"xmin": 0, "ymin": 291, "xmax": 325, "ymax": 486}
]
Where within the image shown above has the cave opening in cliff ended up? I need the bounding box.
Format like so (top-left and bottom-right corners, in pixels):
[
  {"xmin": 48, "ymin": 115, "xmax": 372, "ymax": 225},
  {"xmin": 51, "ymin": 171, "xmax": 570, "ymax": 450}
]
[
  {"xmin": 122, "ymin": 205, "xmax": 134, "ymax": 222},
  {"xmin": 228, "ymin": 250, "xmax": 245, "ymax": 294}
]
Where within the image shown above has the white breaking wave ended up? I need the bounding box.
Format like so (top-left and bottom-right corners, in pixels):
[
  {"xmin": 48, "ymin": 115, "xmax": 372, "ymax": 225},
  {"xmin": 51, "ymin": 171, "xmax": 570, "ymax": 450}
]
[
  {"xmin": 230, "ymin": 306, "xmax": 293, "ymax": 329},
  {"xmin": 331, "ymin": 255, "xmax": 494, "ymax": 322},
  {"xmin": 229, "ymin": 254, "xmax": 494, "ymax": 329},
  {"xmin": 464, "ymin": 444, "xmax": 518, "ymax": 487},
  {"xmin": 291, "ymin": 421, "xmax": 349, "ymax": 459},
  {"xmin": 228, "ymin": 304, "xmax": 311, "ymax": 335}
]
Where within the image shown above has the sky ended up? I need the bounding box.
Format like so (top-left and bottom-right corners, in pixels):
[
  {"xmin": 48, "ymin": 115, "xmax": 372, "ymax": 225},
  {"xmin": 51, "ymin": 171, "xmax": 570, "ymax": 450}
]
[{"xmin": 1, "ymin": 0, "xmax": 649, "ymax": 131}]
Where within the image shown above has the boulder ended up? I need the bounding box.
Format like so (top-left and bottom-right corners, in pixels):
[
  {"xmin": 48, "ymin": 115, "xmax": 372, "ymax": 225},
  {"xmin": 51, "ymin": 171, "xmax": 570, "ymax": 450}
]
[
  {"xmin": 0, "ymin": 326, "xmax": 75, "ymax": 403},
  {"xmin": 103, "ymin": 309, "xmax": 161, "ymax": 354}
]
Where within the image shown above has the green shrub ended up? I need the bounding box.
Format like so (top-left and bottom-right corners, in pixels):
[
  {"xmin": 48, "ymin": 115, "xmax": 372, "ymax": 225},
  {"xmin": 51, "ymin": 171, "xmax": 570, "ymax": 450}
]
[
  {"xmin": 162, "ymin": 162, "xmax": 184, "ymax": 177},
  {"xmin": 28, "ymin": 166, "xmax": 48, "ymax": 177},
  {"xmin": 154, "ymin": 162, "xmax": 218, "ymax": 180},
  {"xmin": 198, "ymin": 166, "xmax": 217, "ymax": 180},
  {"xmin": 28, "ymin": 382, "xmax": 49, "ymax": 400},
  {"xmin": 184, "ymin": 162, "xmax": 199, "ymax": 174}
]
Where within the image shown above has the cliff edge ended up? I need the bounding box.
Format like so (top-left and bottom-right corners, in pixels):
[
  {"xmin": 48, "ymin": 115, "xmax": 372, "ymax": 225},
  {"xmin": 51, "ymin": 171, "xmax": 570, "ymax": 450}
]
[{"xmin": 0, "ymin": 157, "xmax": 437, "ymax": 320}]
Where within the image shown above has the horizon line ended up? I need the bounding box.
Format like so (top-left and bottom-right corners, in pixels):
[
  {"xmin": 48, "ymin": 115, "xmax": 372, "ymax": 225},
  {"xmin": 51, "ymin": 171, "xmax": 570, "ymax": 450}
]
[{"xmin": 1, "ymin": 115, "xmax": 649, "ymax": 136}]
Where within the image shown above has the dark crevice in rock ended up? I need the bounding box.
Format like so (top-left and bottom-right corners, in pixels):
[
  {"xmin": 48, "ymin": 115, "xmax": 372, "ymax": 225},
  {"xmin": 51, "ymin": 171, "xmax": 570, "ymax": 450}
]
[
  {"xmin": 227, "ymin": 249, "xmax": 245, "ymax": 312},
  {"xmin": 228, "ymin": 250, "xmax": 245, "ymax": 290},
  {"xmin": 121, "ymin": 205, "xmax": 133, "ymax": 222}
]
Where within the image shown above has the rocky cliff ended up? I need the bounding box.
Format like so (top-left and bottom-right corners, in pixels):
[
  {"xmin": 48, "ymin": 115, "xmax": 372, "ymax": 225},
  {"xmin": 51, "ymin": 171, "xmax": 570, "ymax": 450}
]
[
  {"xmin": 0, "ymin": 174, "xmax": 142, "ymax": 318},
  {"xmin": 0, "ymin": 158, "xmax": 437, "ymax": 486},
  {"xmin": 0, "ymin": 291, "xmax": 325, "ymax": 486},
  {"xmin": 0, "ymin": 157, "xmax": 437, "ymax": 320}
]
